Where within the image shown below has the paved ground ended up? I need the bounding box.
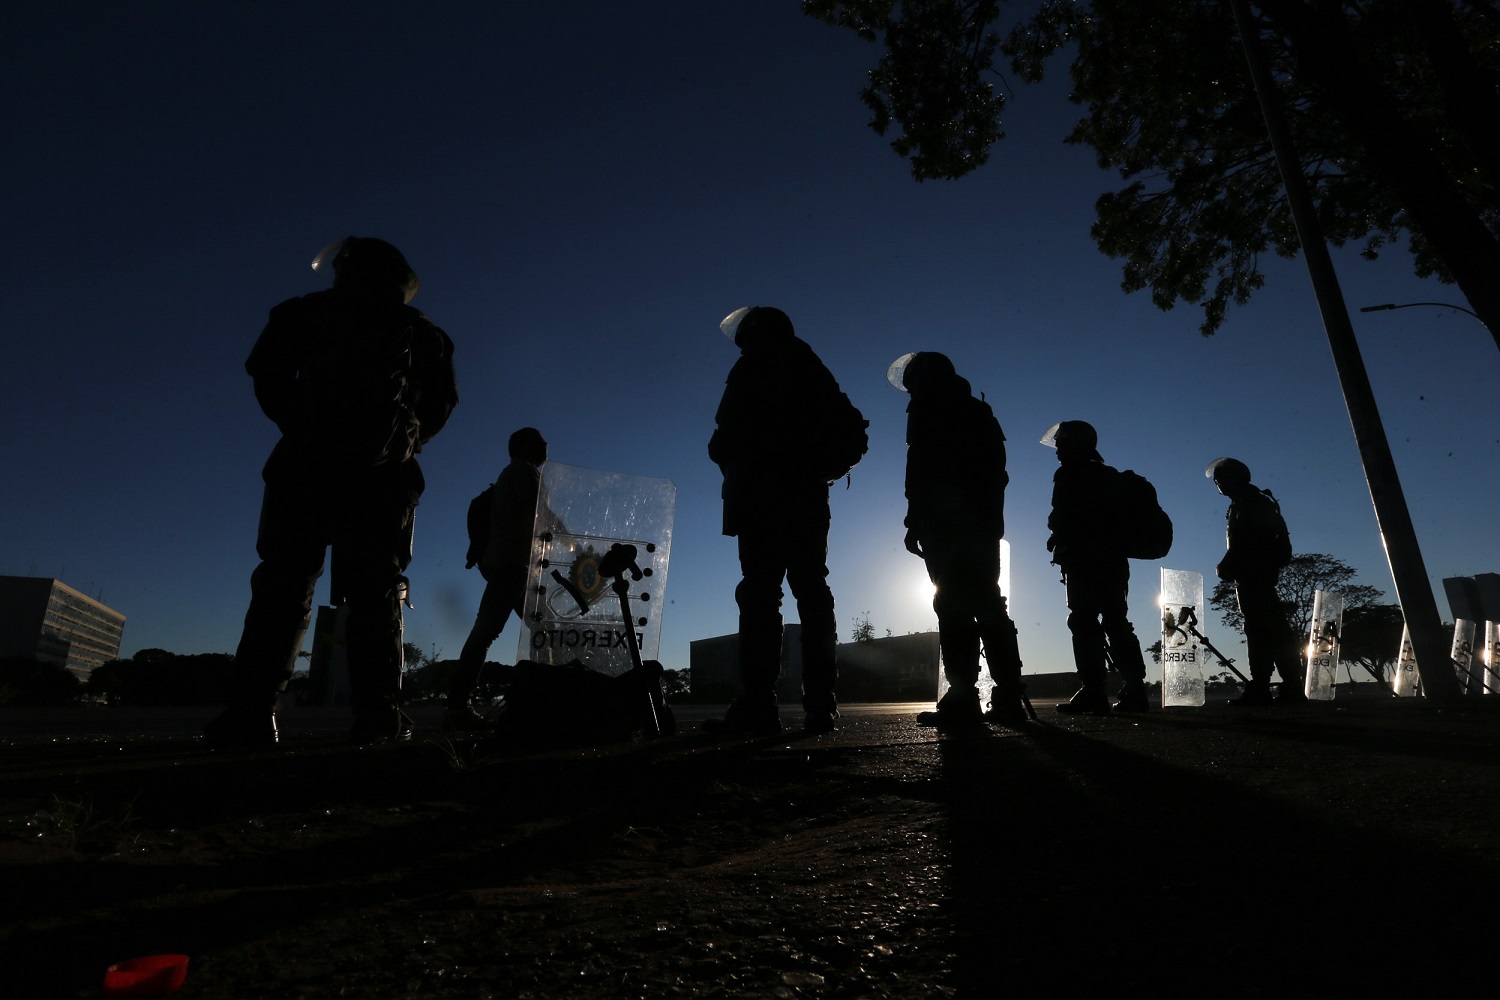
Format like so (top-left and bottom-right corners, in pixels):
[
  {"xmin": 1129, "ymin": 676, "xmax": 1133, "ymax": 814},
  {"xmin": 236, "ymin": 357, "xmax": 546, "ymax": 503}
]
[{"xmin": 4, "ymin": 695, "xmax": 1500, "ymax": 998}]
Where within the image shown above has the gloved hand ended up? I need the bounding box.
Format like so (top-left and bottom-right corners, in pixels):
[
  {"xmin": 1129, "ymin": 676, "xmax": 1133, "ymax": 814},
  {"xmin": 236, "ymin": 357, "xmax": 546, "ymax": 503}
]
[{"xmin": 903, "ymin": 528, "xmax": 924, "ymax": 558}]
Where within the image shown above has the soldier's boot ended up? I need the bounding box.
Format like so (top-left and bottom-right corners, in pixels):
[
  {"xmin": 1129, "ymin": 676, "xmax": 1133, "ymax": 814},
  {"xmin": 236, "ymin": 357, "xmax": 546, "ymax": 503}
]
[
  {"xmin": 1060, "ymin": 628, "xmax": 1111, "ymax": 715},
  {"xmin": 981, "ymin": 625, "xmax": 1030, "ymax": 725},
  {"xmin": 917, "ymin": 681, "xmax": 983, "ymax": 727},
  {"xmin": 1114, "ymin": 679, "xmax": 1150, "ymax": 713},
  {"xmin": 705, "ymin": 688, "xmax": 783, "ymax": 736},
  {"xmin": 1229, "ymin": 678, "xmax": 1275, "ymax": 707}
]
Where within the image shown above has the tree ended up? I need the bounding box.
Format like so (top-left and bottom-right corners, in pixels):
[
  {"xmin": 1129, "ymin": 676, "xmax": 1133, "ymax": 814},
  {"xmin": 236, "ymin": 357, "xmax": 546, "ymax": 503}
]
[
  {"xmin": 851, "ymin": 612, "xmax": 879, "ymax": 643},
  {"xmin": 1339, "ymin": 602, "xmax": 1408, "ymax": 684},
  {"xmin": 661, "ymin": 668, "xmax": 691, "ymax": 700},
  {"xmin": 1206, "ymin": 669, "xmax": 1241, "ymax": 692},
  {"xmin": 403, "ymin": 657, "xmax": 460, "ymax": 704},
  {"xmin": 804, "ymin": 1, "xmax": 1500, "ymax": 344},
  {"xmin": 85, "ymin": 650, "xmax": 234, "ymax": 705},
  {"xmin": 402, "ymin": 642, "xmax": 430, "ymax": 674},
  {"xmin": 0, "ymin": 657, "xmax": 83, "ymax": 705},
  {"xmin": 1209, "ymin": 552, "xmax": 1383, "ymax": 657},
  {"xmin": 85, "ymin": 659, "xmax": 127, "ymax": 703}
]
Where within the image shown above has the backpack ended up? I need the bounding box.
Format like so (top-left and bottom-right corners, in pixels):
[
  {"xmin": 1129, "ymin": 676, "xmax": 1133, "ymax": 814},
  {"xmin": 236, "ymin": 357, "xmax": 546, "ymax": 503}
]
[
  {"xmin": 810, "ymin": 389, "xmax": 870, "ymax": 484},
  {"xmin": 465, "ymin": 482, "xmax": 495, "ymax": 569},
  {"xmin": 1255, "ymin": 489, "xmax": 1294, "ymax": 568},
  {"xmin": 1111, "ymin": 469, "xmax": 1173, "ymax": 560}
]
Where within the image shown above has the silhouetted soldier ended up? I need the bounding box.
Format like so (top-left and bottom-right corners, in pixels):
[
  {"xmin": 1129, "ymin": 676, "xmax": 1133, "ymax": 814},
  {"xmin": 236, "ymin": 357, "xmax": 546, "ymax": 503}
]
[
  {"xmin": 206, "ymin": 237, "xmax": 457, "ymax": 748},
  {"xmin": 445, "ymin": 427, "xmax": 554, "ymax": 730},
  {"xmin": 708, "ymin": 306, "xmax": 862, "ymax": 735},
  {"xmin": 1207, "ymin": 457, "xmax": 1306, "ymax": 705},
  {"xmin": 1043, "ymin": 420, "xmax": 1149, "ymax": 714},
  {"xmin": 889, "ymin": 352, "xmax": 1027, "ymax": 726}
]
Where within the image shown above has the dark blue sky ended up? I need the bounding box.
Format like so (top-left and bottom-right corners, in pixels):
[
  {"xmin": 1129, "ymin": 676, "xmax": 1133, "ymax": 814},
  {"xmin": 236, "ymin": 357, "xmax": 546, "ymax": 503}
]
[{"xmin": 5, "ymin": 3, "xmax": 1495, "ymax": 680}]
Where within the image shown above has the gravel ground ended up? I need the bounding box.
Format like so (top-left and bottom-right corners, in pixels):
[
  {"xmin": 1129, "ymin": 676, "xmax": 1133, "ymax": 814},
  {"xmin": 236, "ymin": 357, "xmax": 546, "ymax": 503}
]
[{"xmin": 3, "ymin": 696, "xmax": 1499, "ymax": 998}]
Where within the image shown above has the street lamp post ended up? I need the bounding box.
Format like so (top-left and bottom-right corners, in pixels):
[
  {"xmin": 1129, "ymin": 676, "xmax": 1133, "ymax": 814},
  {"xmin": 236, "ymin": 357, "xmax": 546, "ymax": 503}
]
[{"xmin": 1227, "ymin": 0, "xmax": 1460, "ymax": 701}]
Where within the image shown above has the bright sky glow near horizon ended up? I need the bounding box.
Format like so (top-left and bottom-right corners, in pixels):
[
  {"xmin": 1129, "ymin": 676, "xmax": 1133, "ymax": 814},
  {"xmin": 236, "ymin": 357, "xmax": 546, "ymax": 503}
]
[{"xmin": 5, "ymin": 4, "xmax": 1497, "ymax": 685}]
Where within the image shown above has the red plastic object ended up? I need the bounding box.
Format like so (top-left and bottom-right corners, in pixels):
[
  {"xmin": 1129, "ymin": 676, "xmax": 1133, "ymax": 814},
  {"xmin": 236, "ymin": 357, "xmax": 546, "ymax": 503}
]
[{"xmin": 102, "ymin": 954, "xmax": 189, "ymax": 998}]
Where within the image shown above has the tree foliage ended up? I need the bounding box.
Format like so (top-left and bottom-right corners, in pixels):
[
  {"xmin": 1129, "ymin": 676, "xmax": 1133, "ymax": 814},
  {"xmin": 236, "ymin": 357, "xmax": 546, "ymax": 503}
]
[
  {"xmin": 806, "ymin": 0, "xmax": 1009, "ymax": 180},
  {"xmin": 85, "ymin": 650, "xmax": 235, "ymax": 705},
  {"xmin": 661, "ymin": 668, "xmax": 691, "ymax": 700},
  {"xmin": 402, "ymin": 642, "xmax": 431, "ymax": 673},
  {"xmin": 0, "ymin": 657, "xmax": 83, "ymax": 706},
  {"xmin": 851, "ymin": 612, "xmax": 879, "ymax": 643},
  {"xmin": 1339, "ymin": 602, "xmax": 1408, "ymax": 683},
  {"xmin": 404, "ymin": 658, "xmax": 458, "ymax": 703},
  {"xmin": 805, "ymin": 0, "xmax": 1500, "ymax": 342}
]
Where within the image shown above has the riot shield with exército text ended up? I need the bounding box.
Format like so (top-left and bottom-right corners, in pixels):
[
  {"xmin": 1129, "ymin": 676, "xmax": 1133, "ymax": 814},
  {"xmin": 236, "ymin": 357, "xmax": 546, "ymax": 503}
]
[{"xmin": 518, "ymin": 462, "xmax": 675, "ymax": 677}]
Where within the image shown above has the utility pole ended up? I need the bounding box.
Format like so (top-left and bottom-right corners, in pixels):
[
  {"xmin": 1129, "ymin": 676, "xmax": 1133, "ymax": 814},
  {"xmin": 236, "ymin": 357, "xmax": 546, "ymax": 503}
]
[{"xmin": 1227, "ymin": 0, "xmax": 1459, "ymax": 701}]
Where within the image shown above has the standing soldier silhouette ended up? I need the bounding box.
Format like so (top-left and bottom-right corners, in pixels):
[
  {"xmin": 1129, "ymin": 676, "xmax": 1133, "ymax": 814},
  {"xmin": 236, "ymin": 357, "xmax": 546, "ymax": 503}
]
[
  {"xmin": 707, "ymin": 306, "xmax": 865, "ymax": 735},
  {"xmin": 1043, "ymin": 420, "xmax": 1150, "ymax": 714},
  {"xmin": 206, "ymin": 237, "xmax": 458, "ymax": 748},
  {"xmin": 445, "ymin": 427, "xmax": 557, "ymax": 730},
  {"xmin": 889, "ymin": 352, "xmax": 1027, "ymax": 726},
  {"xmin": 1206, "ymin": 457, "xmax": 1306, "ymax": 705}
]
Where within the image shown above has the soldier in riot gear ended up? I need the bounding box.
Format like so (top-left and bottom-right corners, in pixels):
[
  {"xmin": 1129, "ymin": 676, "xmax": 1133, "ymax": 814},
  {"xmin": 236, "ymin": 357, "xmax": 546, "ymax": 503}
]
[
  {"xmin": 889, "ymin": 352, "xmax": 1027, "ymax": 726},
  {"xmin": 445, "ymin": 427, "xmax": 553, "ymax": 731},
  {"xmin": 1043, "ymin": 420, "xmax": 1150, "ymax": 714},
  {"xmin": 1207, "ymin": 457, "xmax": 1305, "ymax": 705},
  {"xmin": 707, "ymin": 306, "xmax": 859, "ymax": 735},
  {"xmin": 205, "ymin": 237, "xmax": 458, "ymax": 748}
]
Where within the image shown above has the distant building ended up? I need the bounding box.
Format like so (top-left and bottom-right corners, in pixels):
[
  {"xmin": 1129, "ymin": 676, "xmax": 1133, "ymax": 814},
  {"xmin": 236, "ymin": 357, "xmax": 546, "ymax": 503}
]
[
  {"xmin": 1444, "ymin": 574, "xmax": 1500, "ymax": 624},
  {"xmin": 689, "ymin": 628, "xmax": 1084, "ymax": 704},
  {"xmin": 0, "ymin": 576, "xmax": 126, "ymax": 680},
  {"xmin": 305, "ymin": 604, "xmax": 351, "ymax": 707},
  {"xmin": 1442, "ymin": 574, "xmax": 1500, "ymax": 696},
  {"xmin": 690, "ymin": 628, "xmax": 942, "ymax": 704}
]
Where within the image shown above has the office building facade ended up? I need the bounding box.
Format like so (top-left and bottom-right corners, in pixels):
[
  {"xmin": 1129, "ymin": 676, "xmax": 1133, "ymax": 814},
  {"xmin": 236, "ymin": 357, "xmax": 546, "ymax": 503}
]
[{"xmin": 0, "ymin": 576, "xmax": 126, "ymax": 680}]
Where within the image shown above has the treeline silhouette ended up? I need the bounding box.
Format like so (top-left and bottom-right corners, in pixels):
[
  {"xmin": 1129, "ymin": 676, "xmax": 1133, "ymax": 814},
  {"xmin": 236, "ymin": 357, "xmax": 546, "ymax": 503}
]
[{"xmin": 0, "ymin": 649, "xmax": 237, "ymax": 707}]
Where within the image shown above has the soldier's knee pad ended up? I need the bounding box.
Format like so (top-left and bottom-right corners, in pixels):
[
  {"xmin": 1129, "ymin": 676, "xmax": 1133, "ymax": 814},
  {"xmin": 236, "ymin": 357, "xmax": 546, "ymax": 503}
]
[
  {"xmin": 735, "ymin": 577, "xmax": 783, "ymax": 612},
  {"xmin": 1067, "ymin": 610, "xmax": 1104, "ymax": 637}
]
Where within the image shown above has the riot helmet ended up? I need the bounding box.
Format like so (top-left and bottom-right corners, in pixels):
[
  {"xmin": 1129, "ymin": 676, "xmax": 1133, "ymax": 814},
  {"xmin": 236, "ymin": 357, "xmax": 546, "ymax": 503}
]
[
  {"xmin": 886, "ymin": 351, "xmax": 956, "ymax": 395},
  {"xmin": 720, "ymin": 305, "xmax": 793, "ymax": 348},
  {"xmin": 1205, "ymin": 456, "xmax": 1251, "ymax": 487},
  {"xmin": 311, "ymin": 236, "xmax": 420, "ymax": 304},
  {"xmin": 1040, "ymin": 420, "xmax": 1098, "ymax": 455}
]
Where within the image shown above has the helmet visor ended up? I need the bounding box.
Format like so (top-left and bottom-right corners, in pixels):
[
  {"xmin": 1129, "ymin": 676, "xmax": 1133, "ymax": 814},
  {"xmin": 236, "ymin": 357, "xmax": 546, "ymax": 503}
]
[
  {"xmin": 1205, "ymin": 457, "xmax": 1249, "ymax": 482},
  {"xmin": 720, "ymin": 306, "xmax": 751, "ymax": 342},
  {"xmin": 310, "ymin": 239, "xmax": 344, "ymax": 277},
  {"xmin": 886, "ymin": 352, "xmax": 918, "ymax": 392}
]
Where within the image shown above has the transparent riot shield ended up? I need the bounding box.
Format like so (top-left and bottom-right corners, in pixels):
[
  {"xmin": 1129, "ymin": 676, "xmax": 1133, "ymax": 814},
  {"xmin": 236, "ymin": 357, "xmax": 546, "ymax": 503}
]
[
  {"xmin": 519, "ymin": 463, "xmax": 676, "ymax": 677},
  {"xmin": 1451, "ymin": 619, "xmax": 1478, "ymax": 695},
  {"xmin": 1305, "ymin": 589, "xmax": 1344, "ymax": 700},
  {"xmin": 1160, "ymin": 568, "xmax": 1206, "ymax": 707},
  {"xmin": 935, "ymin": 540, "xmax": 1009, "ymax": 709},
  {"xmin": 1391, "ymin": 625, "xmax": 1421, "ymax": 698},
  {"xmin": 1484, "ymin": 622, "xmax": 1499, "ymax": 695}
]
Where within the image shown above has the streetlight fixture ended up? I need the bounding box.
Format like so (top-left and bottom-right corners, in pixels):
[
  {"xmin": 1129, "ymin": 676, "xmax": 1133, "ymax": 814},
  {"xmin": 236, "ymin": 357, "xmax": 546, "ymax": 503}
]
[{"xmin": 1360, "ymin": 302, "xmax": 1484, "ymax": 322}]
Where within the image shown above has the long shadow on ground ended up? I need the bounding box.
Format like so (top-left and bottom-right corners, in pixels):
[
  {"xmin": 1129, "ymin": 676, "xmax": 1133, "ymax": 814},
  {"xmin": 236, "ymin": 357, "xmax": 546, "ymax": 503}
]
[
  {"xmin": 5, "ymin": 704, "xmax": 1499, "ymax": 998},
  {"xmin": 938, "ymin": 705, "xmax": 1500, "ymax": 996}
]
